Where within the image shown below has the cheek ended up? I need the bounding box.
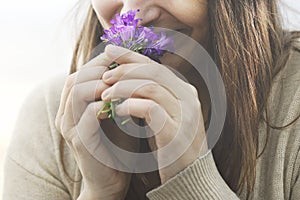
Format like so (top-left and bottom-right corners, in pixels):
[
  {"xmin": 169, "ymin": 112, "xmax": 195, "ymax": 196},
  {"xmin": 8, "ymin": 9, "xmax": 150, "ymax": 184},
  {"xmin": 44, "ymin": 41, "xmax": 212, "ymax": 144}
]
[
  {"xmin": 182, "ymin": 5, "xmax": 208, "ymax": 28},
  {"xmin": 169, "ymin": 0, "xmax": 208, "ymax": 27},
  {"xmin": 91, "ymin": 0, "xmax": 121, "ymax": 28},
  {"xmin": 180, "ymin": 2, "xmax": 209, "ymax": 43}
]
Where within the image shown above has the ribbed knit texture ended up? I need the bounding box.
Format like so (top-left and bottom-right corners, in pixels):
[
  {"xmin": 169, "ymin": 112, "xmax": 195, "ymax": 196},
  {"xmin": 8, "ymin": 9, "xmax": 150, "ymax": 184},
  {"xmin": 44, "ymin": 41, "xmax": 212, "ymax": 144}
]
[
  {"xmin": 2, "ymin": 50, "xmax": 300, "ymax": 199},
  {"xmin": 146, "ymin": 151, "xmax": 239, "ymax": 199}
]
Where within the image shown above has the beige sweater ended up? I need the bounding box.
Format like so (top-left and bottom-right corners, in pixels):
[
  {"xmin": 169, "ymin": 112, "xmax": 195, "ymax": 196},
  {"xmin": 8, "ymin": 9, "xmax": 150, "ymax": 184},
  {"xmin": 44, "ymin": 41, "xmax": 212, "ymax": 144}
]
[{"xmin": 2, "ymin": 50, "xmax": 300, "ymax": 200}]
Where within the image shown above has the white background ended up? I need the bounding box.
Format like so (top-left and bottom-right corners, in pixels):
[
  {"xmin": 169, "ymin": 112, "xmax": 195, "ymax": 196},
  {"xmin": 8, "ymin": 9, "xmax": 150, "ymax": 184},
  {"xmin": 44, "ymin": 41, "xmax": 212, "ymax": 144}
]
[{"xmin": 0, "ymin": 0, "xmax": 299, "ymax": 198}]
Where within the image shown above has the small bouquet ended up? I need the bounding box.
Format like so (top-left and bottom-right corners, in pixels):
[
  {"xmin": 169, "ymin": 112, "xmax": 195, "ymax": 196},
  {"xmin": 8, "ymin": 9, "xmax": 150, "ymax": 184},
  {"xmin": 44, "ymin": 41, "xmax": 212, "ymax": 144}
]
[{"xmin": 97, "ymin": 9, "xmax": 174, "ymax": 124}]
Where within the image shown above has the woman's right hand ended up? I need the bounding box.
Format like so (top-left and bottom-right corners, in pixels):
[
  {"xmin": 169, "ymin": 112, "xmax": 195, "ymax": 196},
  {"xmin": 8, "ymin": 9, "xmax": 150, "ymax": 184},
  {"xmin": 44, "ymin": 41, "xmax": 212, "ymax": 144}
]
[{"xmin": 55, "ymin": 53, "xmax": 139, "ymax": 200}]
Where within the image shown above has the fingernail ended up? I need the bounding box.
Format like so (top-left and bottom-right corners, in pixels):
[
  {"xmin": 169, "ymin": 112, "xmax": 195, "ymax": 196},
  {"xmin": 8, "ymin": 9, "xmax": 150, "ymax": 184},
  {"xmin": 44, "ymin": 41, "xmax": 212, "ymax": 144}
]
[
  {"xmin": 103, "ymin": 71, "xmax": 113, "ymax": 80},
  {"xmin": 102, "ymin": 88, "xmax": 111, "ymax": 100}
]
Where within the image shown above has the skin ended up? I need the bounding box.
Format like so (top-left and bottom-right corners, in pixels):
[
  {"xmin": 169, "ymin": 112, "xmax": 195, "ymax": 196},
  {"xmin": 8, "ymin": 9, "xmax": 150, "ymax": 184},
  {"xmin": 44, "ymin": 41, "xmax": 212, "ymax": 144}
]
[{"xmin": 56, "ymin": 0, "xmax": 210, "ymax": 199}]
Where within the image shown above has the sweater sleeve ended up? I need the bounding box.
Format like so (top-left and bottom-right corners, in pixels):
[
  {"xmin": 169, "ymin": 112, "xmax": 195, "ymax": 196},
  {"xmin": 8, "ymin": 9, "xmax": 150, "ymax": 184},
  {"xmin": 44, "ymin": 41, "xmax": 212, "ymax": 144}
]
[
  {"xmin": 146, "ymin": 150, "xmax": 239, "ymax": 200},
  {"xmin": 3, "ymin": 157, "xmax": 71, "ymax": 200},
  {"xmin": 290, "ymin": 149, "xmax": 300, "ymax": 200},
  {"xmin": 2, "ymin": 76, "xmax": 81, "ymax": 200},
  {"xmin": 291, "ymin": 171, "xmax": 300, "ymax": 199},
  {"xmin": 147, "ymin": 48, "xmax": 300, "ymax": 200}
]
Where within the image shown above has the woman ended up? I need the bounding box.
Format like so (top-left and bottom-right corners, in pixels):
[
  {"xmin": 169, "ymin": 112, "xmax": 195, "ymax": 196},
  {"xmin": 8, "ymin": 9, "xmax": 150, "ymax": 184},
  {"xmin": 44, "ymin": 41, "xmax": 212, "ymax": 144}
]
[{"xmin": 3, "ymin": 0, "xmax": 300, "ymax": 199}]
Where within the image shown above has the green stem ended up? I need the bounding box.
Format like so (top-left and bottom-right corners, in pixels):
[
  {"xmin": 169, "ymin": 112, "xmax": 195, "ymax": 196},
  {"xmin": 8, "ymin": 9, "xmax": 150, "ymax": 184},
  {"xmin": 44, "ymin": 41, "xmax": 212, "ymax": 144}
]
[
  {"xmin": 108, "ymin": 62, "xmax": 119, "ymax": 69},
  {"xmin": 97, "ymin": 49, "xmax": 144, "ymax": 124},
  {"xmin": 121, "ymin": 118, "xmax": 131, "ymax": 125}
]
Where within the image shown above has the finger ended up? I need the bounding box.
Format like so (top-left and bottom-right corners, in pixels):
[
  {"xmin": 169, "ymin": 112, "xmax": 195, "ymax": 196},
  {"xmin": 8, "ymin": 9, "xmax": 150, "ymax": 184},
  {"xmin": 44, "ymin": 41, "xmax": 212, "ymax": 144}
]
[
  {"xmin": 77, "ymin": 101, "xmax": 141, "ymax": 164},
  {"xmin": 101, "ymin": 79, "xmax": 181, "ymax": 118},
  {"xmin": 56, "ymin": 52, "xmax": 111, "ymax": 127},
  {"xmin": 74, "ymin": 66, "xmax": 108, "ymax": 84},
  {"xmin": 60, "ymin": 101, "xmax": 108, "ymax": 142},
  {"xmin": 80, "ymin": 51, "xmax": 113, "ymax": 69},
  {"xmin": 61, "ymin": 80, "xmax": 110, "ymax": 131},
  {"xmin": 56, "ymin": 67, "xmax": 108, "ymax": 130},
  {"xmin": 102, "ymin": 63, "xmax": 192, "ymax": 99},
  {"xmin": 103, "ymin": 45, "xmax": 195, "ymax": 99},
  {"xmin": 105, "ymin": 44, "xmax": 155, "ymax": 65},
  {"xmin": 76, "ymin": 101, "xmax": 108, "ymax": 139},
  {"xmin": 115, "ymin": 98, "xmax": 176, "ymax": 136}
]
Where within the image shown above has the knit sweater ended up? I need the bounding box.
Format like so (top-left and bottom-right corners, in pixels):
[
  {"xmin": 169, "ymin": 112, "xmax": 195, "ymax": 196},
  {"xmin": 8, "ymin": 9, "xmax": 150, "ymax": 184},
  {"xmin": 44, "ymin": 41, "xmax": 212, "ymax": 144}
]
[{"xmin": 2, "ymin": 49, "xmax": 300, "ymax": 200}]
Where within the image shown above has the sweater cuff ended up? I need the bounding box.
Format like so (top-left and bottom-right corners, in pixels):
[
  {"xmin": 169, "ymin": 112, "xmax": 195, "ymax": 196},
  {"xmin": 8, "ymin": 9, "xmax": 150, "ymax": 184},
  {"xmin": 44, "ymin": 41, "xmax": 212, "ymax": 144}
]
[{"xmin": 146, "ymin": 150, "xmax": 238, "ymax": 200}]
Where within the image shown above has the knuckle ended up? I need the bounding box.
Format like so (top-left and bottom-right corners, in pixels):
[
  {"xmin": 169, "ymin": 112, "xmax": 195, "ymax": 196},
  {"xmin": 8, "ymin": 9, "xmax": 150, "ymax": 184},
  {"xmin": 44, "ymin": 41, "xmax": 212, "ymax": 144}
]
[
  {"xmin": 146, "ymin": 57, "xmax": 154, "ymax": 64},
  {"xmin": 191, "ymin": 85, "xmax": 198, "ymax": 96},
  {"xmin": 195, "ymin": 99, "xmax": 201, "ymax": 110},
  {"xmin": 109, "ymin": 82, "xmax": 120, "ymax": 96},
  {"xmin": 113, "ymin": 81, "xmax": 122, "ymax": 90},
  {"xmin": 69, "ymin": 85, "xmax": 79, "ymax": 100},
  {"xmin": 60, "ymin": 115, "xmax": 74, "ymax": 134},
  {"xmin": 190, "ymin": 84, "xmax": 199, "ymax": 97},
  {"xmin": 143, "ymin": 82, "xmax": 159, "ymax": 95},
  {"xmin": 96, "ymin": 66, "xmax": 108, "ymax": 76},
  {"xmin": 184, "ymin": 103, "xmax": 202, "ymax": 126},
  {"xmin": 70, "ymin": 134, "xmax": 82, "ymax": 149},
  {"xmin": 54, "ymin": 115, "xmax": 61, "ymax": 130},
  {"xmin": 65, "ymin": 96, "xmax": 73, "ymax": 113},
  {"xmin": 183, "ymin": 113, "xmax": 195, "ymax": 127},
  {"xmin": 146, "ymin": 100, "xmax": 158, "ymax": 115},
  {"xmin": 66, "ymin": 73, "xmax": 77, "ymax": 89},
  {"xmin": 142, "ymin": 56, "xmax": 154, "ymax": 65},
  {"xmin": 126, "ymin": 51, "xmax": 136, "ymax": 59},
  {"xmin": 85, "ymin": 102, "xmax": 97, "ymax": 117},
  {"xmin": 96, "ymin": 80, "xmax": 108, "ymax": 97},
  {"xmin": 150, "ymin": 65, "xmax": 161, "ymax": 78}
]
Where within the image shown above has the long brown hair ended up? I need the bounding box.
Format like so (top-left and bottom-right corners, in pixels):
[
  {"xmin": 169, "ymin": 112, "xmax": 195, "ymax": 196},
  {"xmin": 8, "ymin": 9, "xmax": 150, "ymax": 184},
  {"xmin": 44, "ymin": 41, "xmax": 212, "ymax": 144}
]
[
  {"xmin": 69, "ymin": 0, "xmax": 300, "ymax": 198},
  {"xmin": 208, "ymin": 0, "xmax": 300, "ymax": 197}
]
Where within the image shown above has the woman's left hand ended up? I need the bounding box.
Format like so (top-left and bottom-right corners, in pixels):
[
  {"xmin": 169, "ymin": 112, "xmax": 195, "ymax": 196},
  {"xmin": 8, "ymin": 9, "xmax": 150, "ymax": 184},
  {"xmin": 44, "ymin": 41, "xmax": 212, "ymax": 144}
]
[{"xmin": 101, "ymin": 45, "xmax": 208, "ymax": 184}]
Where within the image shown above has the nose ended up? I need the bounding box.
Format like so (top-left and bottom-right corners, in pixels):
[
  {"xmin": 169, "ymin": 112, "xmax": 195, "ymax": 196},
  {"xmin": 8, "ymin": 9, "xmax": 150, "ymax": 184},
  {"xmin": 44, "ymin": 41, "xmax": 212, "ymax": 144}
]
[
  {"xmin": 93, "ymin": 0, "xmax": 161, "ymax": 27},
  {"xmin": 120, "ymin": 0, "xmax": 160, "ymax": 25},
  {"xmin": 119, "ymin": 0, "xmax": 147, "ymax": 14}
]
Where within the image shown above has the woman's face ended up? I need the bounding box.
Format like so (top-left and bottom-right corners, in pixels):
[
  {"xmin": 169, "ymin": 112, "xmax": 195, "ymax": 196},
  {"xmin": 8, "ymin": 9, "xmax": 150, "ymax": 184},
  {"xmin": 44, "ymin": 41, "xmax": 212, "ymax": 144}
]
[
  {"xmin": 91, "ymin": 0, "xmax": 209, "ymax": 73},
  {"xmin": 92, "ymin": 0, "xmax": 209, "ymax": 46}
]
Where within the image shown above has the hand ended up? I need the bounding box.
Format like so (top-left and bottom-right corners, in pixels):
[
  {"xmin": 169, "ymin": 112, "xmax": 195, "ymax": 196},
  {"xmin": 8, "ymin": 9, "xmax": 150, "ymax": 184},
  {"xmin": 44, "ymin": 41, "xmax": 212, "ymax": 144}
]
[
  {"xmin": 101, "ymin": 45, "xmax": 208, "ymax": 184},
  {"xmin": 55, "ymin": 52, "xmax": 140, "ymax": 200}
]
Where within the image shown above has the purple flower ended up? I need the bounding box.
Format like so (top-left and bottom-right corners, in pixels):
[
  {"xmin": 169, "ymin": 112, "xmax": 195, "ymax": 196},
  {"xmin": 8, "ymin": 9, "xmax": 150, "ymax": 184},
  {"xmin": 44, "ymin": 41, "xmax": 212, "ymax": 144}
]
[
  {"xmin": 98, "ymin": 9, "xmax": 175, "ymax": 122},
  {"xmin": 100, "ymin": 9, "xmax": 174, "ymax": 62}
]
